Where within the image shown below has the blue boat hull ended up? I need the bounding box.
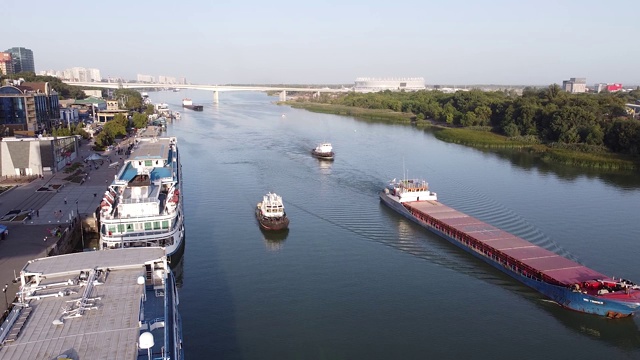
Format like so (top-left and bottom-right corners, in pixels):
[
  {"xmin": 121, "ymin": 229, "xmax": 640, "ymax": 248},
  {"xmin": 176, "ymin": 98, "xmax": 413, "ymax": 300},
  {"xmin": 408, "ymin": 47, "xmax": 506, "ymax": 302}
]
[{"xmin": 379, "ymin": 192, "xmax": 639, "ymax": 317}]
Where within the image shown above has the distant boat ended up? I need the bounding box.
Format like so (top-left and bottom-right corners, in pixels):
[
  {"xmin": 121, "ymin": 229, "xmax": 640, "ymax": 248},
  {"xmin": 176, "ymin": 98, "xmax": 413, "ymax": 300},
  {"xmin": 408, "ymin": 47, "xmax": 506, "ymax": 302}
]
[
  {"xmin": 311, "ymin": 143, "xmax": 335, "ymax": 160},
  {"xmin": 256, "ymin": 193, "xmax": 290, "ymax": 231},
  {"xmin": 182, "ymin": 98, "xmax": 203, "ymax": 111}
]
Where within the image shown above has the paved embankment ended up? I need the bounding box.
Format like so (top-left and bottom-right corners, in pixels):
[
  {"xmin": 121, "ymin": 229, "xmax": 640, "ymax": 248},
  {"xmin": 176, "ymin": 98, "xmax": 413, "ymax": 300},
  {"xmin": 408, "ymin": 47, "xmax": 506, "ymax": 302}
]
[{"xmin": 0, "ymin": 138, "xmax": 126, "ymax": 313}]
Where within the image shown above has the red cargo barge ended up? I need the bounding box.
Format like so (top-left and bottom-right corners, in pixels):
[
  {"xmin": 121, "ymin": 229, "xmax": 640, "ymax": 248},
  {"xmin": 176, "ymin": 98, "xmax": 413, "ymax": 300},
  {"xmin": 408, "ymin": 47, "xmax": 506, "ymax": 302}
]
[{"xmin": 380, "ymin": 178, "xmax": 640, "ymax": 318}]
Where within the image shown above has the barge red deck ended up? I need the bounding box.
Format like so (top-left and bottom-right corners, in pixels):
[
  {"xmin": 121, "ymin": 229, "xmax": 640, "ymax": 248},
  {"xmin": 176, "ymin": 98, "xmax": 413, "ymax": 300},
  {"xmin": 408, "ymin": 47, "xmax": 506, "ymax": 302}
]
[{"xmin": 404, "ymin": 200, "xmax": 606, "ymax": 286}]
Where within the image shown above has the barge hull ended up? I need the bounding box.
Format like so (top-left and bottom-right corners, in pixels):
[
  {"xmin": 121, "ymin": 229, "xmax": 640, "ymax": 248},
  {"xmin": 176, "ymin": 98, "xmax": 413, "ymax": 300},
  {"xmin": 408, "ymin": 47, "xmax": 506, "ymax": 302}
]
[{"xmin": 379, "ymin": 192, "xmax": 640, "ymax": 317}]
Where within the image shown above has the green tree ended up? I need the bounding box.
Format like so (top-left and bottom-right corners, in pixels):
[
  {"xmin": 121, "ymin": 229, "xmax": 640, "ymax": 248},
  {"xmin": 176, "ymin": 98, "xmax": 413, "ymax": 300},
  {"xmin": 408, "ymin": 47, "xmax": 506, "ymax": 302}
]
[
  {"xmin": 103, "ymin": 114, "xmax": 128, "ymax": 138},
  {"xmin": 503, "ymin": 123, "xmax": 520, "ymax": 137},
  {"xmin": 474, "ymin": 105, "xmax": 492, "ymax": 126},
  {"xmin": 546, "ymin": 84, "xmax": 562, "ymax": 102},
  {"xmin": 584, "ymin": 124, "xmax": 604, "ymax": 146},
  {"xmin": 114, "ymin": 89, "xmax": 143, "ymax": 110},
  {"xmin": 132, "ymin": 112, "xmax": 148, "ymax": 129}
]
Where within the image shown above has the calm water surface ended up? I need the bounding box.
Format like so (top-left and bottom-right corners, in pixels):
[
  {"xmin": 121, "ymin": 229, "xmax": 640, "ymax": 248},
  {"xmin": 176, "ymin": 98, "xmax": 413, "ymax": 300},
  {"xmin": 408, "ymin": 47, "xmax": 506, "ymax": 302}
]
[{"xmin": 157, "ymin": 91, "xmax": 640, "ymax": 359}]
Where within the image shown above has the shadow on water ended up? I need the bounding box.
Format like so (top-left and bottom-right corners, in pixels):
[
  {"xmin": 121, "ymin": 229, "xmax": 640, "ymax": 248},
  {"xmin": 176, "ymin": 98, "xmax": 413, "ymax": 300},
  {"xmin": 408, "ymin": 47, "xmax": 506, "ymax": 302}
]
[
  {"xmin": 490, "ymin": 148, "xmax": 640, "ymax": 189},
  {"xmin": 170, "ymin": 249, "xmax": 185, "ymax": 289},
  {"xmin": 377, "ymin": 203, "xmax": 640, "ymax": 350},
  {"xmin": 542, "ymin": 303, "xmax": 640, "ymax": 350},
  {"xmin": 398, "ymin": 124, "xmax": 640, "ymax": 189},
  {"xmin": 261, "ymin": 228, "xmax": 289, "ymax": 251}
]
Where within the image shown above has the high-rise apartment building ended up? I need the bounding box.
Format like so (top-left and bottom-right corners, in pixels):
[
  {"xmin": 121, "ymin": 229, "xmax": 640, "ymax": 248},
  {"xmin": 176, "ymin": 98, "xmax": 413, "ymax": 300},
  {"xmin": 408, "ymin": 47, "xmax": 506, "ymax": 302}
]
[
  {"xmin": 5, "ymin": 47, "xmax": 35, "ymax": 73},
  {"xmin": 137, "ymin": 74, "xmax": 155, "ymax": 83},
  {"xmin": 157, "ymin": 75, "xmax": 177, "ymax": 84}
]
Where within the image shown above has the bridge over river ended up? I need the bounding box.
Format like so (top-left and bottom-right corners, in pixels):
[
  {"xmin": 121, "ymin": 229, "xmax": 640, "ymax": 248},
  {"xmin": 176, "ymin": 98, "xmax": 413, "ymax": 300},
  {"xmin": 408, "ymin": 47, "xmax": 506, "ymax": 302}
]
[{"xmin": 63, "ymin": 81, "xmax": 350, "ymax": 103}]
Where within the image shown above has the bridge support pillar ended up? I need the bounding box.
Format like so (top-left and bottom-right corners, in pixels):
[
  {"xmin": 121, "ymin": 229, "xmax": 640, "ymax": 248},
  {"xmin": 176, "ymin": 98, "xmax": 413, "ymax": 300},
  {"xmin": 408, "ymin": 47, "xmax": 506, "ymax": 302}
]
[
  {"xmin": 213, "ymin": 90, "xmax": 219, "ymax": 104},
  {"xmin": 279, "ymin": 90, "xmax": 287, "ymax": 102}
]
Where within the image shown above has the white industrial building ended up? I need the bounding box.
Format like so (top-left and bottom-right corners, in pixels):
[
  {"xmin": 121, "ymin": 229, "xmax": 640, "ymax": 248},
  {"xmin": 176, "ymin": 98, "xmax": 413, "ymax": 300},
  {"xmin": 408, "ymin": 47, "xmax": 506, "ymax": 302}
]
[
  {"xmin": 562, "ymin": 78, "xmax": 587, "ymax": 94},
  {"xmin": 354, "ymin": 77, "xmax": 425, "ymax": 93}
]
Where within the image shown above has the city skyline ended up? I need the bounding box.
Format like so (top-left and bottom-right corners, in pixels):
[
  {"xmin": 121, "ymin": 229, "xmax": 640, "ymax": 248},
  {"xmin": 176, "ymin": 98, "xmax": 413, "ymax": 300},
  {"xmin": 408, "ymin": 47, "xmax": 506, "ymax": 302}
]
[{"xmin": 4, "ymin": 0, "xmax": 639, "ymax": 86}]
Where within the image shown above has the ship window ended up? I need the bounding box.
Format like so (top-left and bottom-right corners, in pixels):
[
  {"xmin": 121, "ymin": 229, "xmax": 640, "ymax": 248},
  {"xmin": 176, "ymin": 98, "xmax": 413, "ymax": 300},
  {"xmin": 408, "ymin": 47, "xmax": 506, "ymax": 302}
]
[
  {"xmin": 108, "ymin": 225, "xmax": 116, "ymax": 234},
  {"xmin": 145, "ymin": 160, "xmax": 152, "ymax": 167},
  {"xmin": 145, "ymin": 222, "xmax": 152, "ymax": 230},
  {"xmin": 127, "ymin": 224, "xmax": 134, "ymax": 232},
  {"xmin": 153, "ymin": 221, "xmax": 161, "ymax": 230},
  {"xmin": 117, "ymin": 224, "xmax": 125, "ymax": 233},
  {"xmin": 161, "ymin": 220, "xmax": 169, "ymax": 229}
]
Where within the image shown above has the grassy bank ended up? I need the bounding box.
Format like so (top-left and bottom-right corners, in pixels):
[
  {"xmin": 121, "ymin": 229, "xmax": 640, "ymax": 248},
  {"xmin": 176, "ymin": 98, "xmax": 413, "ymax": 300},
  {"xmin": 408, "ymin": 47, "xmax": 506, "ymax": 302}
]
[
  {"xmin": 283, "ymin": 101, "xmax": 639, "ymax": 170},
  {"xmin": 286, "ymin": 102, "xmax": 415, "ymax": 124}
]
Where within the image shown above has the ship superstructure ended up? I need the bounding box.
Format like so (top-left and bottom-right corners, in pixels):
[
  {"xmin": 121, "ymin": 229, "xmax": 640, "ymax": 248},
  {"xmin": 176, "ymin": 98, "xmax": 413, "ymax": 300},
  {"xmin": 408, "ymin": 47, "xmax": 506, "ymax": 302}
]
[{"xmin": 99, "ymin": 136, "xmax": 184, "ymax": 257}]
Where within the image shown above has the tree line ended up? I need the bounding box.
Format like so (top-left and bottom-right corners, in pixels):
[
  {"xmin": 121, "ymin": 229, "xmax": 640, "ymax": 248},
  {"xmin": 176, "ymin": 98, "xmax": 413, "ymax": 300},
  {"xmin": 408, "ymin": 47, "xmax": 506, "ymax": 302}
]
[
  {"xmin": 0, "ymin": 71, "xmax": 88, "ymax": 99},
  {"xmin": 312, "ymin": 86, "xmax": 640, "ymax": 155}
]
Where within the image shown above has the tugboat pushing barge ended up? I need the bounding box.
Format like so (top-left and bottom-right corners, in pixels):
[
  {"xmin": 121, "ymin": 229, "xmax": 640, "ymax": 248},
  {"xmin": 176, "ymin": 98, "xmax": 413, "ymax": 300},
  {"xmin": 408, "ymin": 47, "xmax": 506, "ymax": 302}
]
[{"xmin": 380, "ymin": 178, "xmax": 640, "ymax": 318}]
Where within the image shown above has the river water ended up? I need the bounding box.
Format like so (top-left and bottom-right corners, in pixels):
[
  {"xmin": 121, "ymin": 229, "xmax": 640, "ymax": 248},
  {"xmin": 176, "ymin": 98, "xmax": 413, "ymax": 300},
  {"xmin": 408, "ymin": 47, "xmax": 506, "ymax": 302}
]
[{"xmin": 156, "ymin": 90, "xmax": 640, "ymax": 359}]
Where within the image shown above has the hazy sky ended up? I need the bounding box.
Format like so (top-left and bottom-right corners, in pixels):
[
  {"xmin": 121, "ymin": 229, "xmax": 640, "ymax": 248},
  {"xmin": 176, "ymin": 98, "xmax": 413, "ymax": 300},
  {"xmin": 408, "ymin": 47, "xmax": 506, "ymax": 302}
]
[{"xmin": 5, "ymin": 0, "xmax": 638, "ymax": 85}]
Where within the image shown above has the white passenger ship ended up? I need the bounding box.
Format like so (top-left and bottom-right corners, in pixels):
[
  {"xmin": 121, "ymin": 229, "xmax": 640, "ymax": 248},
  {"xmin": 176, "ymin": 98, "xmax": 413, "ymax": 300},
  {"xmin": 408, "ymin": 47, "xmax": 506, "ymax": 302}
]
[{"xmin": 99, "ymin": 135, "xmax": 184, "ymax": 258}]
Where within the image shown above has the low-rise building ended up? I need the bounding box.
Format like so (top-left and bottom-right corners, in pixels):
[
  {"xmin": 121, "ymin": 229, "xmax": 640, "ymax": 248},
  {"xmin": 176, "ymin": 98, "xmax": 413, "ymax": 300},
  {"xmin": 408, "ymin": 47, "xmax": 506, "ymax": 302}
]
[
  {"xmin": 71, "ymin": 97, "xmax": 107, "ymax": 121},
  {"xmin": 60, "ymin": 107, "xmax": 79, "ymax": 124},
  {"xmin": 354, "ymin": 77, "xmax": 425, "ymax": 93},
  {"xmin": 0, "ymin": 82, "xmax": 60, "ymax": 134},
  {"xmin": 96, "ymin": 100, "xmax": 128, "ymax": 123},
  {"xmin": 0, "ymin": 135, "xmax": 79, "ymax": 176}
]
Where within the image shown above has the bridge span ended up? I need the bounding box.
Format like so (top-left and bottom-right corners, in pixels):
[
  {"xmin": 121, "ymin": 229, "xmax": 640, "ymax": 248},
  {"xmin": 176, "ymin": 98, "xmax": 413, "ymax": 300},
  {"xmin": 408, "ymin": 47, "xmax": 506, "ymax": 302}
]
[{"xmin": 63, "ymin": 81, "xmax": 350, "ymax": 103}]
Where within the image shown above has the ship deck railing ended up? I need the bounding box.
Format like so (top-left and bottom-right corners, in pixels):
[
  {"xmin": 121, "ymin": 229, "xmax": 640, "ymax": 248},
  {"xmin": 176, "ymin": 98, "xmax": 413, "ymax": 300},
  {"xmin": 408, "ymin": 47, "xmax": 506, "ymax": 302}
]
[
  {"xmin": 103, "ymin": 228, "xmax": 173, "ymax": 241},
  {"xmin": 103, "ymin": 214, "xmax": 182, "ymax": 241}
]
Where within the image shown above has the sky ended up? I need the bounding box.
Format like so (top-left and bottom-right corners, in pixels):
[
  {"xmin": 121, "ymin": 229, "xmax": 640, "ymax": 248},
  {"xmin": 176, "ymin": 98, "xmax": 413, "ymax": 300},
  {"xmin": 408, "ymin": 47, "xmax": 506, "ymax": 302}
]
[{"xmin": 4, "ymin": 0, "xmax": 638, "ymax": 85}]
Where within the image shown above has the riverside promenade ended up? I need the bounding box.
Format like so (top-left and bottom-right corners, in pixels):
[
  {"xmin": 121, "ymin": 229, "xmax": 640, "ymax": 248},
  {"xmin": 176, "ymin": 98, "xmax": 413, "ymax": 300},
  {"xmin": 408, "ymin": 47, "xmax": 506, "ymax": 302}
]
[{"xmin": 0, "ymin": 139, "xmax": 124, "ymax": 313}]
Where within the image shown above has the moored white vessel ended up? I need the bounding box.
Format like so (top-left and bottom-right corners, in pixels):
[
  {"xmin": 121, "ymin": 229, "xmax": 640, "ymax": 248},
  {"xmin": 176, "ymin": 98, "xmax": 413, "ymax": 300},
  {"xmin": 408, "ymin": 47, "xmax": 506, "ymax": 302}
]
[
  {"xmin": 99, "ymin": 135, "xmax": 184, "ymax": 258},
  {"xmin": 0, "ymin": 248, "xmax": 183, "ymax": 360}
]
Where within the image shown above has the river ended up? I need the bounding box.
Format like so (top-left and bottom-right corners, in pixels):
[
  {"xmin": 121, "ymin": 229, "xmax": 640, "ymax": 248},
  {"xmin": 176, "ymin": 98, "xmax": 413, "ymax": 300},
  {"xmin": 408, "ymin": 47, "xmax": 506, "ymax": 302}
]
[{"xmin": 155, "ymin": 90, "xmax": 640, "ymax": 359}]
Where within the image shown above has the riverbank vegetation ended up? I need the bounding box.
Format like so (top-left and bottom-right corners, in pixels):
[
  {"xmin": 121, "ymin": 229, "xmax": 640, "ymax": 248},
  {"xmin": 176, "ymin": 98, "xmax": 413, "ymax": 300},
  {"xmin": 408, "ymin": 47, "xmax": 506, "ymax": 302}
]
[{"xmin": 287, "ymin": 86, "xmax": 640, "ymax": 170}]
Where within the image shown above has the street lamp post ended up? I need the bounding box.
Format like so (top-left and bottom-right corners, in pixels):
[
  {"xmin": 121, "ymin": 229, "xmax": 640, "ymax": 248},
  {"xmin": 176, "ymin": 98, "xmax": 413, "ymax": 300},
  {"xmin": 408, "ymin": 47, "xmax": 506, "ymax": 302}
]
[
  {"xmin": 76, "ymin": 200, "xmax": 85, "ymax": 249},
  {"xmin": 3, "ymin": 284, "xmax": 8, "ymax": 310}
]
